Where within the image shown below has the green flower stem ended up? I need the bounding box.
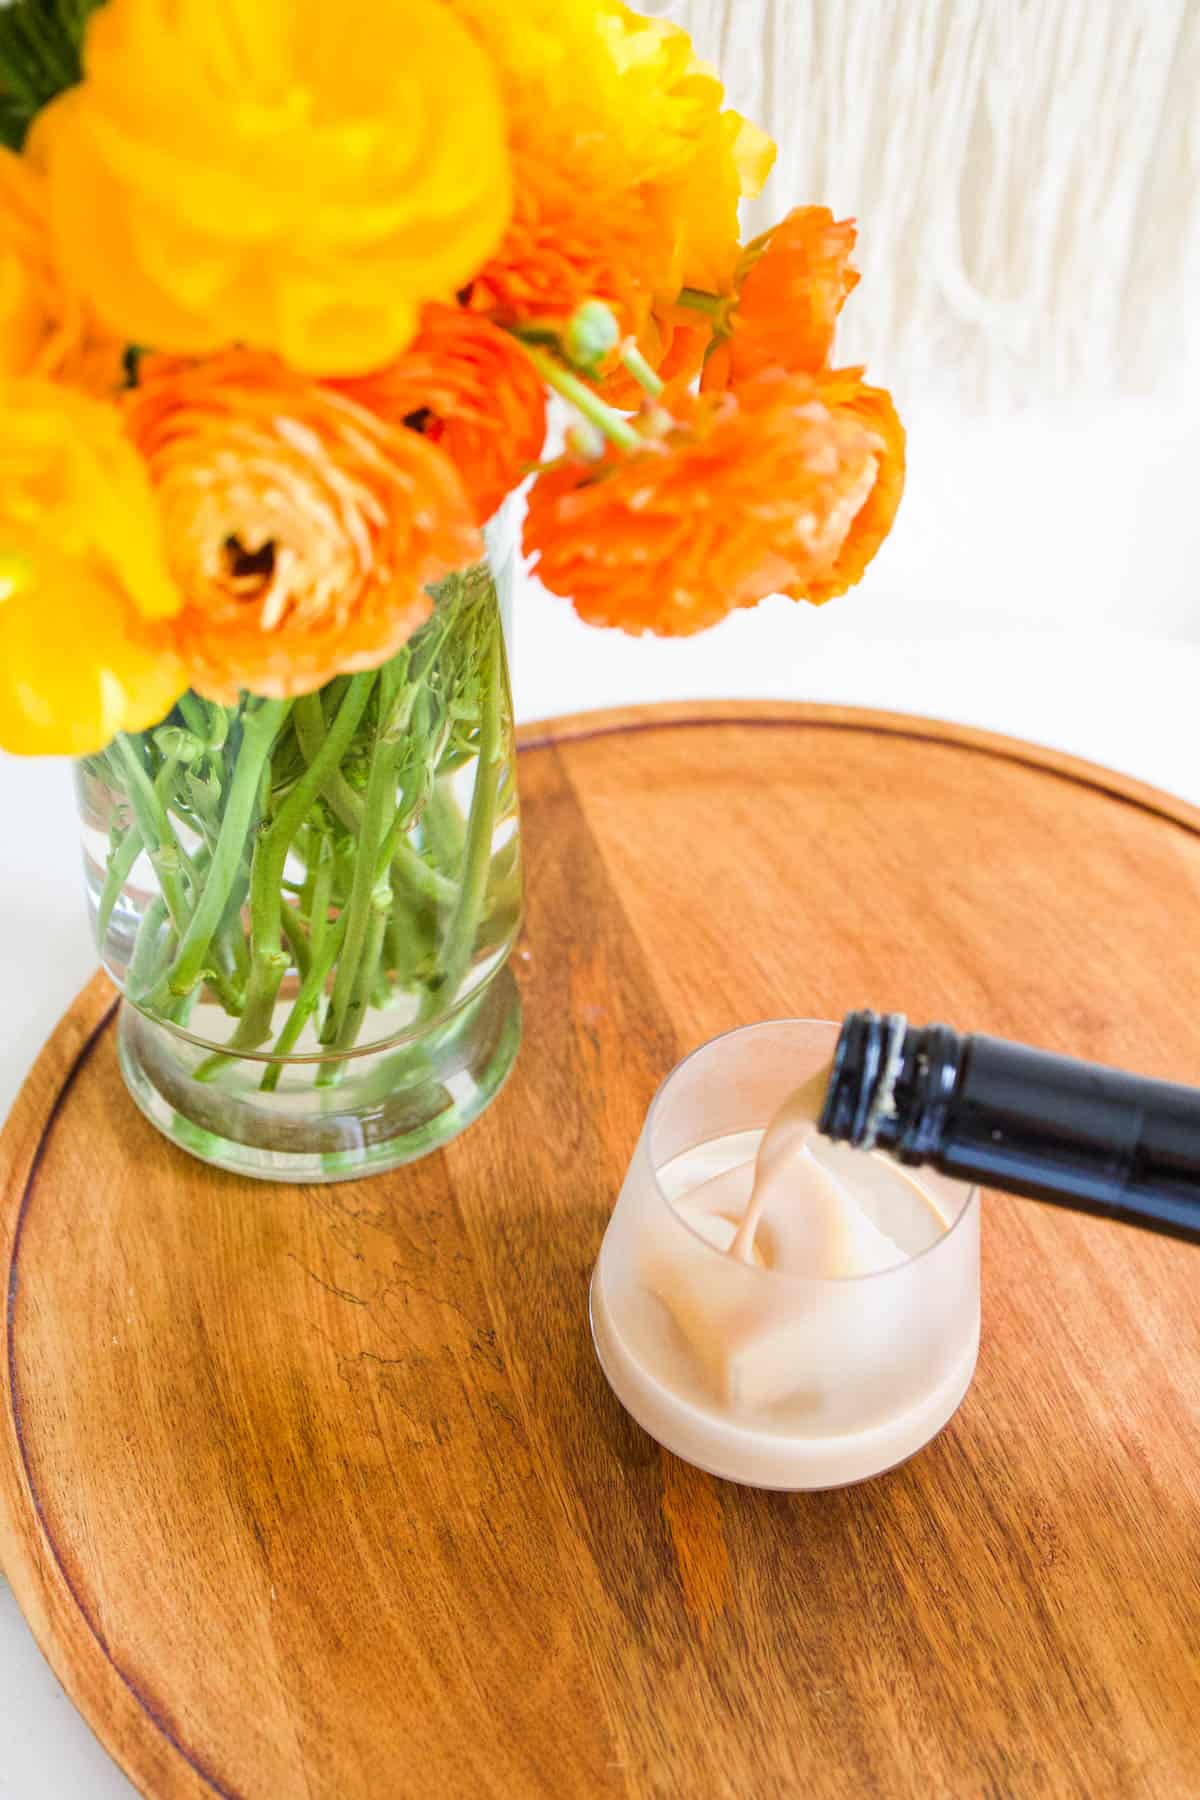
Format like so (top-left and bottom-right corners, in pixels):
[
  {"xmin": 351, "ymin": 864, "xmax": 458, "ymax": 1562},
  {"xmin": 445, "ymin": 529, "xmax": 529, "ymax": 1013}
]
[
  {"xmin": 295, "ymin": 691, "xmax": 457, "ymax": 908},
  {"xmin": 126, "ymin": 834, "xmax": 238, "ymax": 1022},
  {"xmin": 621, "ymin": 341, "xmax": 665, "ymax": 398},
  {"xmin": 384, "ymin": 896, "xmax": 435, "ymax": 993},
  {"xmin": 152, "ymin": 752, "xmax": 204, "ymax": 889},
  {"xmin": 370, "ymin": 963, "xmax": 392, "ymax": 1012},
  {"xmin": 320, "ymin": 828, "xmax": 396, "ymax": 1064},
  {"xmin": 308, "ymin": 840, "xmax": 335, "ymax": 968},
  {"xmin": 335, "ymin": 879, "xmax": 392, "ymax": 1061},
  {"xmin": 676, "ymin": 286, "xmax": 725, "ymax": 320},
  {"xmin": 113, "ymin": 735, "xmax": 192, "ymax": 934},
  {"xmin": 525, "ymin": 346, "xmax": 644, "ymax": 453},
  {"xmin": 153, "ymin": 750, "xmax": 181, "ymax": 802},
  {"xmin": 293, "ymin": 696, "xmax": 369, "ymax": 839},
  {"xmin": 176, "ymin": 693, "xmax": 211, "ymax": 740},
  {"xmin": 258, "ymin": 911, "xmax": 350, "ymax": 1091},
  {"xmin": 320, "ymin": 675, "xmax": 352, "ymax": 721},
  {"xmin": 317, "ymin": 771, "xmax": 362, "ymax": 839},
  {"xmin": 161, "ymin": 698, "xmax": 288, "ymax": 1000},
  {"xmin": 384, "ymin": 913, "xmax": 406, "ymax": 987},
  {"xmin": 387, "ymin": 832, "xmax": 456, "ymax": 908},
  {"xmin": 280, "ymin": 903, "xmax": 312, "ymax": 981},
  {"xmin": 226, "ymin": 675, "xmax": 373, "ymax": 1052},
  {"xmin": 95, "ymin": 823, "xmax": 143, "ymax": 950},
  {"xmin": 419, "ymin": 624, "xmax": 503, "ymax": 1021},
  {"xmin": 317, "ymin": 770, "xmax": 362, "ymax": 838},
  {"xmin": 293, "ymin": 693, "xmax": 340, "ymax": 771},
  {"xmin": 204, "ymin": 938, "xmax": 246, "ymax": 1017},
  {"xmin": 423, "ymin": 784, "xmax": 466, "ymax": 872},
  {"xmin": 107, "ymin": 729, "xmax": 144, "ymax": 794},
  {"xmin": 213, "ymin": 947, "xmax": 290, "ymax": 1060},
  {"xmin": 126, "ymin": 894, "xmax": 171, "ymax": 1004},
  {"xmin": 217, "ymin": 871, "xmax": 252, "ymax": 983},
  {"xmin": 320, "ymin": 666, "xmax": 405, "ymax": 1069},
  {"xmin": 295, "ymin": 821, "xmax": 320, "ymax": 926}
]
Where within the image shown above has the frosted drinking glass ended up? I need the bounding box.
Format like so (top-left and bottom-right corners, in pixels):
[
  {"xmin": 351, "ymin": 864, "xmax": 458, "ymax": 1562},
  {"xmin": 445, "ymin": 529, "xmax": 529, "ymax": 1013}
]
[{"xmin": 591, "ymin": 1020, "xmax": 980, "ymax": 1489}]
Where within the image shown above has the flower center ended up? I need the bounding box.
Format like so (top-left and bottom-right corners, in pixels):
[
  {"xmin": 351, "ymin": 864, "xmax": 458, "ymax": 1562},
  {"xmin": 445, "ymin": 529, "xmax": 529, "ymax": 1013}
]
[{"xmin": 222, "ymin": 534, "xmax": 277, "ymax": 598}]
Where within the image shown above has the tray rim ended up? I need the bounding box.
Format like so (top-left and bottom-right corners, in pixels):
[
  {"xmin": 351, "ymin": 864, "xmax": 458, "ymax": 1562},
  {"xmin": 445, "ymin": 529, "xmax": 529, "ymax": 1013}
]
[
  {"xmin": 3, "ymin": 697, "xmax": 1198, "ymax": 1800},
  {"xmin": 516, "ymin": 699, "xmax": 1200, "ymax": 834}
]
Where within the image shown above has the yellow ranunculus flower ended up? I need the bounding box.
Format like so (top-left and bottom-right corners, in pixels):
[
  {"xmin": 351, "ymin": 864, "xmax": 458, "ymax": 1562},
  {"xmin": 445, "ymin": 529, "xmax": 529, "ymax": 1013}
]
[
  {"xmin": 455, "ymin": 0, "xmax": 724, "ymax": 186},
  {"xmin": 0, "ymin": 147, "xmax": 124, "ymax": 395},
  {"xmin": 452, "ymin": 0, "xmax": 774, "ymax": 312},
  {"xmin": 0, "ymin": 382, "xmax": 185, "ymax": 756},
  {"xmin": 31, "ymin": 0, "xmax": 511, "ymax": 378},
  {"xmin": 655, "ymin": 109, "xmax": 776, "ymax": 295}
]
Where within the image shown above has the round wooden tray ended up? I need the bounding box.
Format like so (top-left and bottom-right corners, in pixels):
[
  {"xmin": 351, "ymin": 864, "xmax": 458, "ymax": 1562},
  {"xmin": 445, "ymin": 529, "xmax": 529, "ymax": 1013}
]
[{"xmin": 3, "ymin": 703, "xmax": 1200, "ymax": 1800}]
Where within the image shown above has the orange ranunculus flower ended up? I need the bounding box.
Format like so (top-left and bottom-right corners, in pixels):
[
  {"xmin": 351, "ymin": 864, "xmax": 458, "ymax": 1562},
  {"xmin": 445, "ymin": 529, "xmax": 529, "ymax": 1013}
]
[
  {"xmin": 31, "ymin": 0, "xmax": 510, "ymax": 377},
  {"xmin": 703, "ymin": 208, "xmax": 861, "ymax": 391},
  {"xmin": 0, "ymin": 148, "xmax": 123, "ymax": 395},
  {"xmin": 523, "ymin": 370, "xmax": 896, "ymax": 637},
  {"xmin": 0, "ymin": 380, "xmax": 185, "ymax": 755},
  {"xmin": 592, "ymin": 111, "xmax": 773, "ymax": 395},
  {"xmin": 466, "ymin": 157, "xmax": 665, "ymax": 341},
  {"xmin": 796, "ymin": 369, "xmax": 906, "ymax": 605},
  {"xmin": 595, "ymin": 302, "xmax": 714, "ymax": 408},
  {"xmin": 125, "ymin": 353, "xmax": 481, "ymax": 704},
  {"xmin": 649, "ymin": 308, "xmax": 715, "ymax": 386},
  {"xmin": 334, "ymin": 305, "xmax": 547, "ymax": 524}
]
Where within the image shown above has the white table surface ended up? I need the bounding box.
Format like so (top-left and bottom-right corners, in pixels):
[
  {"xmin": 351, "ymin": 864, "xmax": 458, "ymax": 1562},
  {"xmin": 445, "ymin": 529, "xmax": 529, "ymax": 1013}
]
[{"xmin": 2, "ymin": 397, "xmax": 1199, "ymax": 1795}]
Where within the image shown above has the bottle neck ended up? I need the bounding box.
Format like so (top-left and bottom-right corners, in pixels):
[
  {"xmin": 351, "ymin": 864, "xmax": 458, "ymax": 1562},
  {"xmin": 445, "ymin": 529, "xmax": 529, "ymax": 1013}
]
[
  {"xmin": 820, "ymin": 1010, "xmax": 1200, "ymax": 1244},
  {"xmin": 820, "ymin": 1012, "xmax": 962, "ymax": 1158}
]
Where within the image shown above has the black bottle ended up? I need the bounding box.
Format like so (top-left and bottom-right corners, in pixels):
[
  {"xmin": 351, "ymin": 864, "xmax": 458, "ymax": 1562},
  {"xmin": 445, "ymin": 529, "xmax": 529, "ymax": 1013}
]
[{"xmin": 819, "ymin": 1011, "xmax": 1200, "ymax": 1244}]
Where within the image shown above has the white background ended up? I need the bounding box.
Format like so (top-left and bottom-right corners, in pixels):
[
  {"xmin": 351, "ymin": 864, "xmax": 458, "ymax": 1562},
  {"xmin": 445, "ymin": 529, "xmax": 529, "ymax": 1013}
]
[{"xmin": 2, "ymin": 0, "xmax": 1199, "ymax": 1790}]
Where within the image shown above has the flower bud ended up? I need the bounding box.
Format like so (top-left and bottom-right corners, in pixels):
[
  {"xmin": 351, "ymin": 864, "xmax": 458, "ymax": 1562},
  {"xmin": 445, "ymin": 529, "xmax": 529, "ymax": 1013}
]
[{"xmin": 564, "ymin": 301, "xmax": 621, "ymax": 375}]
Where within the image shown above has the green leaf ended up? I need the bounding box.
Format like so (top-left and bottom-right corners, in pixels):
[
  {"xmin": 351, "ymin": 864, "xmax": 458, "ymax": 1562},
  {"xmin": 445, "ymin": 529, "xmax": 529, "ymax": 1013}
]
[{"xmin": 0, "ymin": 0, "xmax": 105, "ymax": 148}]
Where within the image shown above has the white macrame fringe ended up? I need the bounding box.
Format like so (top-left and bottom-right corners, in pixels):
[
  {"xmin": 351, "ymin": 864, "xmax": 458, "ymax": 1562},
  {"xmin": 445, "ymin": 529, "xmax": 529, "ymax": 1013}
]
[{"xmin": 638, "ymin": 0, "xmax": 1200, "ymax": 411}]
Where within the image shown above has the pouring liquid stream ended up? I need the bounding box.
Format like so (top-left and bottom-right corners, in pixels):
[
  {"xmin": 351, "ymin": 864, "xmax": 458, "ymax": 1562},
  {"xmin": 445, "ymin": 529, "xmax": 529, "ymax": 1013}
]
[
  {"xmin": 729, "ymin": 1066, "xmax": 847, "ymax": 1268},
  {"xmin": 679, "ymin": 1062, "xmax": 918, "ymax": 1281}
]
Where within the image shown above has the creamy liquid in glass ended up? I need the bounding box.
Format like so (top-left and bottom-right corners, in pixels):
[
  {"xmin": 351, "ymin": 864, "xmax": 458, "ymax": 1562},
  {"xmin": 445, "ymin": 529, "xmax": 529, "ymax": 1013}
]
[
  {"xmin": 591, "ymin": 1072, "xmax": 980, "ymax": 1488},
  {"xmin": 728, "ymin": 1066, "xmax": 901, "ymax": 1271}
]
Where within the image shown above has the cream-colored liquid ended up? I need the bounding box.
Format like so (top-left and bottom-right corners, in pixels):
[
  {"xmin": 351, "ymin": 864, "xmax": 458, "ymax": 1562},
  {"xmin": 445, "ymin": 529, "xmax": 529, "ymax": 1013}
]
[
  {"xmin": 676, "ymin": 1067, "xmax": 941, "ymax": 1287},
  {"xmin": 730, "ymin": 1065, "xmax": 834, "ymax": 1263},
  {"xmin": 591, "ymin": 1075, "xmax": 980, "ymax": 1489}
]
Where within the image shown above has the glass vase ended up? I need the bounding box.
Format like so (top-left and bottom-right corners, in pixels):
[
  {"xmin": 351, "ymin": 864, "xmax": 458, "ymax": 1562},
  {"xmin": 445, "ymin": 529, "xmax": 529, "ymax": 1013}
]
[{"xmin": 76, "ymin": 536, "xmax": 523, "ymax": 1183}]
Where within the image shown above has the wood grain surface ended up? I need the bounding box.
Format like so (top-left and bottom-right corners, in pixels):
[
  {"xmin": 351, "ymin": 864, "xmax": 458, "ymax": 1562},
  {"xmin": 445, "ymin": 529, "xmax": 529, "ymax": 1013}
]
[{"xmin": 2, "ymin": 702, "xmax": 1200, "ymax": 1800}]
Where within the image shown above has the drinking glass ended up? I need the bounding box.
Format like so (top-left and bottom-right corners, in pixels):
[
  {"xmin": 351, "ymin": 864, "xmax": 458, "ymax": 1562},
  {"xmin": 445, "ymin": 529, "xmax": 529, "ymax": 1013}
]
[{"xmin": 590, "ymin": 1019, "xmax": 980, "ymax": 1489}]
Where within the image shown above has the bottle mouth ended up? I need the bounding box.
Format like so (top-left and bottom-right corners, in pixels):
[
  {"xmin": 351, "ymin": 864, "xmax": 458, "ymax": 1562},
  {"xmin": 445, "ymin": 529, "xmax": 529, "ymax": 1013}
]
[
  {"xmin": 821, "ymin": 1010, "xmax": 909, "ymax": 1148},
  {"xmin": 823, "ymin": 1011, "xmax": 964, "ymax": 1162}
]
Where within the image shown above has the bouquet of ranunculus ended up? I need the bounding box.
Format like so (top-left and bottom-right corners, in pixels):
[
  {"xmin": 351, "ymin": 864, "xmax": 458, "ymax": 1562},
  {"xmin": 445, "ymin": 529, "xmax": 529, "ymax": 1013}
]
[{"xmin": 0, "ymin": 0, "xmax": 904, "ymax": 1177}]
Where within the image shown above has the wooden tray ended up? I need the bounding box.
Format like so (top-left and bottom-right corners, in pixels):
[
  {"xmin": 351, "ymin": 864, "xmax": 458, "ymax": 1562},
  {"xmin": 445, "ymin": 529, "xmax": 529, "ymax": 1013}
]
[{"xmin": 3, "ymin": 702, "xmax": 1200, "ymax": 1800}]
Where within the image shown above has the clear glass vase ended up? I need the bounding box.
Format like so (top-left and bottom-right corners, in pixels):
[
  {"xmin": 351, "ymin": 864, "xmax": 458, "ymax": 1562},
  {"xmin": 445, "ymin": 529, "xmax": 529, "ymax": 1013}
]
[{"xmin": 76, "ymin": 532, "xmax": 523, "ymax": 1182}]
